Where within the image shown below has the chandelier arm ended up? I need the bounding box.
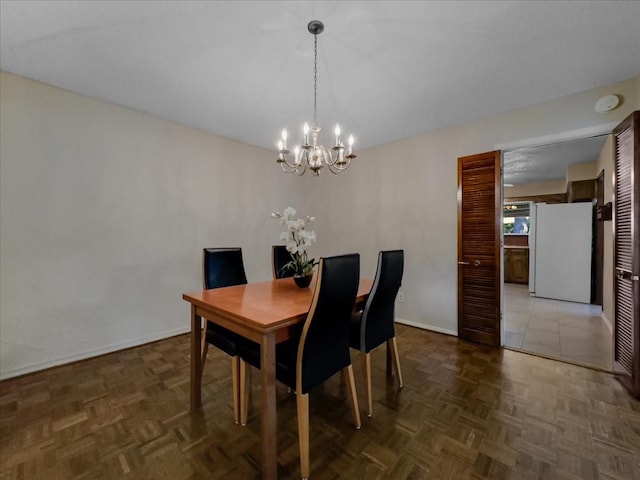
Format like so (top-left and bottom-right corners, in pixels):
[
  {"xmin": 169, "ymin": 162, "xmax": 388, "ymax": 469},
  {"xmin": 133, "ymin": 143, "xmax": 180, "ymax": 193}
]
[
  {"xmin": 327, "ymin": 160, "xmax": 352, "ymax": 174},
  {"xmin": 279, "ymin": 160, "xmax": 299, "ymax": 173},
  {"xmin": 324, "ymin": 147, "xmax": 348, "ymax": 168},
  {"xmin": 280, "ymin": 160, "xmax": 306, "ymax": 175},
  {"xmin": 327, "ymin": 162, "xmax": 339, "ymax": 174},
  {"xmin": 279, "ymin": 162, "xmax": 294, "ymax": 173},
  {"xmin": 282, "ymin": 155, "xmax": 301, "ymax": 169},
  {"xmin": 324, "ymin": 148, "xmax": 336, "ymax": 166},
  {"xmin": 325, "ymin": 148, "xmax": 342, "ymax": 166}
]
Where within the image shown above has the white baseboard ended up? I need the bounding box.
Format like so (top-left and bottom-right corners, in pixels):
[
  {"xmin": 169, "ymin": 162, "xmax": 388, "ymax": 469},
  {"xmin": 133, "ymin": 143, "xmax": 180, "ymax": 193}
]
[
  {"xmin": 0, "ymin": 326, "xmax": 190, "ymax": 381},
  {"xmin": 601, "ymin": 312, "xmax": 612, "ymax": 334},
  {"xmin": 396, "ymin": 318, "xmax": 457, "ymax": 337},
  {"xmin": 3, "ymin": 319, "xmax": 458, "ymax": 380}
]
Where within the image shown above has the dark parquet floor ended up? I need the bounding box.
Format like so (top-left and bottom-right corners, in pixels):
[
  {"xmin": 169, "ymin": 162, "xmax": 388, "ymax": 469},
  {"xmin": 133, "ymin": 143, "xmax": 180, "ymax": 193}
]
[{"xmin": 1, "ymin": 325, "xmax": 639, "ymax": 479}]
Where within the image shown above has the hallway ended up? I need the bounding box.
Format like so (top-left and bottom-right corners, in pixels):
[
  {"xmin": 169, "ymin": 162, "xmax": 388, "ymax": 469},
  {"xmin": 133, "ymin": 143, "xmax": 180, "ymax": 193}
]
[{"xmin": 503, "ymin": 283, "xmax": 612, "ymax": 370}]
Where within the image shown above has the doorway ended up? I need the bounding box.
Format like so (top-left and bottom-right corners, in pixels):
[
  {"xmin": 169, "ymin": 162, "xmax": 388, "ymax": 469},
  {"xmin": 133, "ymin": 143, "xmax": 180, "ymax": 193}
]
[{"xmin": 501, "ymin": 135, "xmax": 613, "ymax": 370}]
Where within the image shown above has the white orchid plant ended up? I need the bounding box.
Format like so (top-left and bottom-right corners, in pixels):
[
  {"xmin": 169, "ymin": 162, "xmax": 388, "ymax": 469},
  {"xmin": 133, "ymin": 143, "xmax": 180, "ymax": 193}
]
[{"xmin": 271, "ymin": 207, "xmax": 318, "ymax": 277}]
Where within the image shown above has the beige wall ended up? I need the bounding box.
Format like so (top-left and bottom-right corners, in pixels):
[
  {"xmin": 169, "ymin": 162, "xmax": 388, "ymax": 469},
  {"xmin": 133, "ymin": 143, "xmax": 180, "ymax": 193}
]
[
  {"xmin": 566, "ymin": 161, "xmax": 598, "ymax": 184},
  {"xmin": 0, "ymin": 71, "xmax": 307, "ymax": 379},
  {"xmin": 595, "ymin": 135, "xmax": 615, "ymax": 327},
  {"xmin": 1, "ymin": 71, "xmax": 637, "ymax": 377},
  {"xmin": 505, "ymin": 179, "xmax": 567, "ymax": 197},
  {"xmin": 310, "ymin": 76, "xmax": 639, "ymax": 334}
]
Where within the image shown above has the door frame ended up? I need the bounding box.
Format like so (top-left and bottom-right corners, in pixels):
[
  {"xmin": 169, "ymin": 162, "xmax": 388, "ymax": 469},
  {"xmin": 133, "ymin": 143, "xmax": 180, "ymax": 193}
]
[
  {"xmin": 495, "ymin": 122, "xmax": 619, "ymax": 152},
  {"xmin": 496, "ymin": 121, "xmax": 616, "ymax": 349}
]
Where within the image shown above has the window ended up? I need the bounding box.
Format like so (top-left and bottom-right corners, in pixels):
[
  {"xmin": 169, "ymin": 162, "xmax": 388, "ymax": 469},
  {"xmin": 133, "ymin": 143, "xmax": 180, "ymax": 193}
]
[{"xmin": 504, "ymin": 202, "xmax": 530, "ymax": 234}]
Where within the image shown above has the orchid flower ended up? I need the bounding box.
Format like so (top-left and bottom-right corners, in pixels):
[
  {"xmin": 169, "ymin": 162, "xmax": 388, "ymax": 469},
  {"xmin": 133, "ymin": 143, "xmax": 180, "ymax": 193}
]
[{"xmin": 272, "ymin": 207, "xmax": 318, "ymax": 277}]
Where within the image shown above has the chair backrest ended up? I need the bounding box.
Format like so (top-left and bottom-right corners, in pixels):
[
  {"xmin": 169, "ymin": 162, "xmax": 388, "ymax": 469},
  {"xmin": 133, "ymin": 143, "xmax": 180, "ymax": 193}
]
[
  {"xmin": 359, "ymin": 250, "xmax": 404, "ymax": 352},
  {"xmin": 272, "ymin": 245, "xmax": 294, "ymax": 279},
  {"xmin": 202, "ymin": 248, "xmax": 248, "ymax": 290},
  {"xmin": 296, "ymin": 253, "xmax": 360, "ymax": 394}
]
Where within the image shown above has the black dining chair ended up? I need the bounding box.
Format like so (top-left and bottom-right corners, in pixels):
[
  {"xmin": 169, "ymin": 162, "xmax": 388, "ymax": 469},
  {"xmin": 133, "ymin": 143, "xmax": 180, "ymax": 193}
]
[
  {"xmin": 272, "ymin": 244, "xmax": 294, "ymax": 279},
  {"xmin": 240, "ymin": 253, "xmax": 362, "ymax": 479},
  {"xmin": 349, "ymin": 250, "xmax": 404, "ymax": 417},
  {"xmin": 202, "ymin": 247, "xmax": 249, "ymax": 425},
  {"xmin": 234, "ymin": 244, "xmax": 292, "ymax": 426}
]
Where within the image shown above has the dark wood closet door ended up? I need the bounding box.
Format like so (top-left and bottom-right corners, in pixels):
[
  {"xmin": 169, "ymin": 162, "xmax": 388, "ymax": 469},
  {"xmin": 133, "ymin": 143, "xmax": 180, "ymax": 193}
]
[
  {"xmin": 613, "ymin": 111, "xmax": 640, "ymax": 398},
  {"xmin": 457, "ymin": 151, "xmax": 502, "ymax": 346}
]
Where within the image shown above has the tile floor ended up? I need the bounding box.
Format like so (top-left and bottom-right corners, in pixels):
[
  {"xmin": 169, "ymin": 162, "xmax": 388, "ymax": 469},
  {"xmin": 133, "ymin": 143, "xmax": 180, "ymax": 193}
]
[{"xmin": 503, "ymin": 283, "xmax": 612, "ymax": 370}]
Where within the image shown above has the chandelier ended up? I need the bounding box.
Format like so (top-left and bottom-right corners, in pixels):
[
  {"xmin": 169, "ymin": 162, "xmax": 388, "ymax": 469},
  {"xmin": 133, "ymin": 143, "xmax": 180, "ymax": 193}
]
[{"xmin": 277, "ymin": 20, "xmax": 356, "ymax": 176}]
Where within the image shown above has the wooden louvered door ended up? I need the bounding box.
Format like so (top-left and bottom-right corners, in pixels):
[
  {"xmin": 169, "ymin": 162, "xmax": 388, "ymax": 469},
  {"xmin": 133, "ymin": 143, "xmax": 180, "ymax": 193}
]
[
  {"xmin": 613, "ymin": 111, "xmax": 640, "ymax": 398},
  {"xmin": 457, "ymin": 151, "xmax": 501, "ymax": 346}
]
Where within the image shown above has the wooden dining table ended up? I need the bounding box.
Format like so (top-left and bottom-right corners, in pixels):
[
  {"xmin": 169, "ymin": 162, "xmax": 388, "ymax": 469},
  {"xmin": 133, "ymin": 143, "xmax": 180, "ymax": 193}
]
[{"xmin": 183, "ymin": 276, "xmax": 373, "ymax": 480}]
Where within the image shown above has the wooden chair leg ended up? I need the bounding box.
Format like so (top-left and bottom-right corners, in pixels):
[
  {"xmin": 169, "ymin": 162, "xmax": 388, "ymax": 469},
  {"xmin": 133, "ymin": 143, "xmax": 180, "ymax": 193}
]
[
  {"xmin": 386, "ymin": 345, "xmax": 393, "ymax": 378},
  {"xmin": 240, "ymin": 360, "xmax": 250, "ymax": 426},
  {"xmin": 361, "ymin": 352, "xmax": 373, "ymax": 417},
  {"xmin": 388, "ymin": 337, "xmax": 403, "ymax": 388},
  {"xmin": 200, "ymin": 324, "xmax": 209, "ymax": 376},
  {"xmin": 231, "ymin": 356, "xmax": 240, "ymax": 425},
  {"xmin": 296, "ymin": 393, "xmax": 310, "ymax": 480},
  {"xmin": 343, "ymin": 365, "xmax": 362, "ymax": 429}
]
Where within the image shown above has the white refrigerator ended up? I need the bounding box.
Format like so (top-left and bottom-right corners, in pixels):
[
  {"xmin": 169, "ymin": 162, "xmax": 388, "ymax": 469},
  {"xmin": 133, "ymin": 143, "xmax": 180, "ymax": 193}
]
[{"xmin": 529, "ymin": 202, "xmax": 593, "ymax": 303}]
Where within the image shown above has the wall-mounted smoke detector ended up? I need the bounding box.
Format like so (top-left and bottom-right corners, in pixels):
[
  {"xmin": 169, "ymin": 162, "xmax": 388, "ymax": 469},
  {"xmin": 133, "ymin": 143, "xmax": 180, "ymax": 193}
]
[{"xmin": 595, "ymin": 94, "xmax": 620, "ymax": 113}]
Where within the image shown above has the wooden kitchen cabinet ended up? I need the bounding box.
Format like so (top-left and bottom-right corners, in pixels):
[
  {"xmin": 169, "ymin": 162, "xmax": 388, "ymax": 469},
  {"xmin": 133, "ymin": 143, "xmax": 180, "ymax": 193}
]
[
  {"xmin": 567, "ymin": 179, "xmax": 596, "ymax": 203},
  {"xmin": 504, "ymin": 247, "xmax": 529, "ymax": 284}
]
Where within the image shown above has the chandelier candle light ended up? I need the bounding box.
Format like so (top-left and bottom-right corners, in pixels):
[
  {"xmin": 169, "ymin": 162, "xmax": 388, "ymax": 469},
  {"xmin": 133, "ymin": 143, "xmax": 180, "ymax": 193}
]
[{"xmin": 277, "ymin": 20, "xmax": 356, "ymax": 176}]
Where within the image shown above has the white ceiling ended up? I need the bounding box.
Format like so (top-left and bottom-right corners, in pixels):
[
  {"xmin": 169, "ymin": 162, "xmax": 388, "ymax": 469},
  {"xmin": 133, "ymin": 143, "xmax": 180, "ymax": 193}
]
[
  {"xmin": 1, "ymin": 1, "xmax": 639, "ymax": 152},
  {"xmin": 503, "ymin": 134, "xmax": 609, "ymax": 185}
]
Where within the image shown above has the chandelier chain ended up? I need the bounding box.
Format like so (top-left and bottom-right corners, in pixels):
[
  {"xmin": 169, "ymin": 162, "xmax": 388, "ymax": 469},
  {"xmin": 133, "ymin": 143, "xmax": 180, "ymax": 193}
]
[{"xmin": 313, "ymin": 34, "xmax": 318, "ymax": 127}]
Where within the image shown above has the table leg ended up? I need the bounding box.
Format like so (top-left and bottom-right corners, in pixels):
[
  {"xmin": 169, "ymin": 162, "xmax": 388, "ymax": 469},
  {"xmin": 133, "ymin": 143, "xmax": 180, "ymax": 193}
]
[
  {"xmin": 190, "ymin": 305, "xmax": 202, "ymax": 412},
  {"xmin": 260, "ymin": 331, "xmax": 277, "ymax": 480}
]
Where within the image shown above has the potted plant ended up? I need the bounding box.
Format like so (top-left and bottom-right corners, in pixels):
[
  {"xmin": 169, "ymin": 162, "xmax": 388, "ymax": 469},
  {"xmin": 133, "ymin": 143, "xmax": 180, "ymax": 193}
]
[{"xmin": 272, "ymin": 207, "xmax": 317, "ymax": 287}]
